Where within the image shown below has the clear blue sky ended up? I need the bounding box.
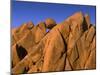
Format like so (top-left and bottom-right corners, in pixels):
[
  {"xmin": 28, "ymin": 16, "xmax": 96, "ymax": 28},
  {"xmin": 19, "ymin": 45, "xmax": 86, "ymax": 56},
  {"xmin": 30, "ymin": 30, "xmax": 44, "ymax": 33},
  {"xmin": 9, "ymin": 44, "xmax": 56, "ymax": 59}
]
[{"xmin": 11, "ymin": 1, "xmax": 96, "ymax": 28}]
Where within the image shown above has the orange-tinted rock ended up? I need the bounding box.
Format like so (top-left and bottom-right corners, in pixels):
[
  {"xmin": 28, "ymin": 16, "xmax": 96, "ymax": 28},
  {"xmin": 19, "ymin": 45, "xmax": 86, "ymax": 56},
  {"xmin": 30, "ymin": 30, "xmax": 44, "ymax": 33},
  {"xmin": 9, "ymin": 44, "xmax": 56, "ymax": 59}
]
[
  {"xmin": 27, "ymin": 21, "xmax": 34, "ymax": 29},
  {"xmin": 65, "ymin": 58, "xmax": 72, "ymax": 70},
  {"xmin": 84, "ymin": 14, "xmax": 90, "ymax": 29},
  {"xmin": 31, "ymin": 22, "xmax": 46, "ymax": 44},
  {"xmin": 17, "ymin": 31, "xmax": 35, "ymax": 51},
  {"xmin": 11, "ymin": 12, "xmax": 96, "ymax": 74},
  {"xmin": 45, "ymin": 18, "xmax": 56, "ymax": 29},
  {"xmin": 11, "ymin": 23, "xmax": 34, "ymax": 43},
  {"xmin": 84, "ymin": 48, "xmax": 96, "ymax": 69},
  {"xmin": 42, "ymin": 29, "xmax": 66, "ymax": 72},
  {"xmin": 66, "ymin": 11, "xmax": 84, "ymax": 27},
  {"xmin": 12, "ymin": 44, "xmax": 20, "ymax": 67}
]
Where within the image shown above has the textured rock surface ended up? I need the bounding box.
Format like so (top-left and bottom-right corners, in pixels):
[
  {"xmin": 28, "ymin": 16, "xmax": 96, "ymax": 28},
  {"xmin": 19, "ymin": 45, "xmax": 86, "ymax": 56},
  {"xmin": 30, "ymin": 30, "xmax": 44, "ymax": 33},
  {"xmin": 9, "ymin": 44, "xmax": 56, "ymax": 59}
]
[
  {"xmin": 11, "ymin": 12, "xmax": 96, "ymax": 74},
  {"xmin": 45, "ymin": 18, "xmax": 56, "ymax": 29}
]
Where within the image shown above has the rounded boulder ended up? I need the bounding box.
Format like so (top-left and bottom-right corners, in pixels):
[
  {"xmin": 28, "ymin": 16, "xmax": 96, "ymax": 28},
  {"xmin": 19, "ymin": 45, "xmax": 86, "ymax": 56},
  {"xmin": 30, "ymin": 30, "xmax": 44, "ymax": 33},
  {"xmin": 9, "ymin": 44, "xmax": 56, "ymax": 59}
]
[{"xmin": 45, "ymin": 18, "xmax": 56, "ymax": 29}]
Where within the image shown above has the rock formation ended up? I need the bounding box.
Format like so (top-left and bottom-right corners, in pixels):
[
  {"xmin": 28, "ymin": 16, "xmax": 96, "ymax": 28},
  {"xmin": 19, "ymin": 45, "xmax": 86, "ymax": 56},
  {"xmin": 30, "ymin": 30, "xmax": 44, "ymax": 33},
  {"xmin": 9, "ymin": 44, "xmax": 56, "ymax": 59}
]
[
  {"xmin": 45, "ymin": 18, "xmax": 56, "ymax": 29},
  {"xmin": 11, "ymin": 12, "xmax": 96, "ymax": 74}
]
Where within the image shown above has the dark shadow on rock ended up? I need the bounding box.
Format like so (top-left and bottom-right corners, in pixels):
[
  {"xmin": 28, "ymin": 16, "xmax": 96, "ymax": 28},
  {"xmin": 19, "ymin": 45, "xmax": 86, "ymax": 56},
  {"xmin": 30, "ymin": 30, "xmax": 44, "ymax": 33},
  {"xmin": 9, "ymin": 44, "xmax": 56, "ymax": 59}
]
[
  {"xmin": 16, "ymin": 44, "xmax": 28, "ymax": 60},
  {"xmin": 82, "ymin": 17, "xmax": 88, "ymax": 32},
  {"xmin": 57, "ymin": 29, "xmax": 68, "ymax": 70}
]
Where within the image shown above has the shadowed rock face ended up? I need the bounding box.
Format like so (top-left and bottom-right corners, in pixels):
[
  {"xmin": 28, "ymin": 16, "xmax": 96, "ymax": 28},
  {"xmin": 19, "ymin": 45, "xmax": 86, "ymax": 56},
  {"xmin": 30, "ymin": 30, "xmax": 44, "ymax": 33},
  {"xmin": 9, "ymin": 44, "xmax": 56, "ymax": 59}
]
[{"xmin": 11, "ymin": 12, "xmax": 96, "ymax": 74}]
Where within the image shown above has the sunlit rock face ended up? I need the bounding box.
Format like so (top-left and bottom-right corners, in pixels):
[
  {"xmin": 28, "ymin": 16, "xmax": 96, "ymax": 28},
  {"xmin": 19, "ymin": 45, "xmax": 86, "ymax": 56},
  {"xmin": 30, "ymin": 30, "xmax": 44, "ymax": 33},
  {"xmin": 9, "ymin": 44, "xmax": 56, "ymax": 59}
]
[{"xmin": 11, "ymin": 12, "xmax": 96, "ymax": 74}]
